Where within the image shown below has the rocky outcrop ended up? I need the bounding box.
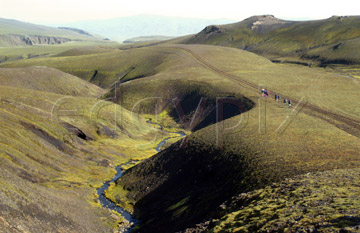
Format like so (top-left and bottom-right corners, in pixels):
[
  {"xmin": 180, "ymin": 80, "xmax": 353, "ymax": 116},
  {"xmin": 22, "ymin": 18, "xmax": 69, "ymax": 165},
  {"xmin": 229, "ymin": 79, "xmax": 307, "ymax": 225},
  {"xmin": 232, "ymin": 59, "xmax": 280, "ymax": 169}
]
[
  {"xmin": 203, "ymin": 25, "xmax": 224, "ymax": 34},
  {"xmin": 247, "ymin": 15, "xmax": 293, "ymax": 33},
  {"xmin": 197, "ymin": 25, "xmax": 225, "ymax": 40},
  {"xmin": 0, "ymin": 34, "xmax": 72, "ymax": 46}
]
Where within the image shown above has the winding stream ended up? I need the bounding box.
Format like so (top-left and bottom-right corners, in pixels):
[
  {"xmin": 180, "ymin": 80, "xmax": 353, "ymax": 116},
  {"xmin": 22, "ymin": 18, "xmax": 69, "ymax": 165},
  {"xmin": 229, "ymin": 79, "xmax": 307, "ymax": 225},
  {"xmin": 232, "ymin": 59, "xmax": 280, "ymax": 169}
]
[
  {"xmin": 97, "ymin": 119, "xmax": 186, "ymax": 232},
  {"xmin": 146, "ymin": 119, "xmax": 186, "ymax": 152},
  {"xmin": 96, "ymin": 161, "xmax": 137, "ymax": 232}
]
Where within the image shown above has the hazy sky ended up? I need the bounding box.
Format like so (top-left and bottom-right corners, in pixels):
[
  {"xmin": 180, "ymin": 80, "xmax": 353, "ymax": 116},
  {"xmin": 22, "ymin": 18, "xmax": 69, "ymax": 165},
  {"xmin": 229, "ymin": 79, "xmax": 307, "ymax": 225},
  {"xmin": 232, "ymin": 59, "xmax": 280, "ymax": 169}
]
[{"xmin": 1, "ymin": 0, "xmax": 359, "ymax": 23}]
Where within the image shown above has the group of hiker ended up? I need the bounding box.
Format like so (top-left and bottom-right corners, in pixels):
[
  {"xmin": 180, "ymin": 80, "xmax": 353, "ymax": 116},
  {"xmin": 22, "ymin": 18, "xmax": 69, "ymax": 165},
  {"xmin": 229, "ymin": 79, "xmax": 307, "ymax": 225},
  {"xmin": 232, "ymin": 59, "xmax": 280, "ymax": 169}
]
[
  {"xmin": 261, "ymin": 88, "xmax": 270, "ymax": 98},
  {"xmin": 261, "ymin": 88, "xmax": 292, "ymax": 108}
]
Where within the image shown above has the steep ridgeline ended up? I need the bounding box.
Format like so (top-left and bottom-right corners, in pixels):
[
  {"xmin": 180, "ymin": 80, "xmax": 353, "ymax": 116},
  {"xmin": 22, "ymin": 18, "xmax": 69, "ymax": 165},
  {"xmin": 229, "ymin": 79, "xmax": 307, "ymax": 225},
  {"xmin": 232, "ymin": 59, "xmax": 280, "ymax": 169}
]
[
  {"xmin": 0, "ymin": 34, "xmax": 72, "ymax": 46},
  {"xmin": 182, "ymin": 15, "xmax": 360, "ymax": 65}
]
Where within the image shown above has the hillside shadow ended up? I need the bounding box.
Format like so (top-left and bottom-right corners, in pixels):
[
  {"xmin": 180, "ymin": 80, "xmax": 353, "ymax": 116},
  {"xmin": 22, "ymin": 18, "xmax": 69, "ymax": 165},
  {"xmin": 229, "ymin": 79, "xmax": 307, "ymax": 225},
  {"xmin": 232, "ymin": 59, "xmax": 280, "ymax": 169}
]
[
  {"xmin": 168, "ymin": 91, "xmax": 255, "ymax": 132},
  {"xmin": 119, "ymin": 97, "xmax": 256, "ymax": 232},
  {"xmin": 127, "ymin": 140, "xmax": 258, "ymax": 233}
]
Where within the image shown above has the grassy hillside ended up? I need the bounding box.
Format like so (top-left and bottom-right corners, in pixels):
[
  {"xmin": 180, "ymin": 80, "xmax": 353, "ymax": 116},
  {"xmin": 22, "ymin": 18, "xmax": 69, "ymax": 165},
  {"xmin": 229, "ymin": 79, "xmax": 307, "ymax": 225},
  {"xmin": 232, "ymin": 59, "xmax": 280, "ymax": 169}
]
[
  {"xmin": 302, "ymin": 37, "xmax": 360, "ymax": 65},
  {"xmin": 0, "ymin": 18, "xmax": 105, "ymax": 47},
  {"xmin": 0, "ymin": 66, "xmax": 105, "ymax": 97},
  {"xmin": 0, "ymin": 18, "xmax": 91, "ymax": 37},
  {"xmin": 0, "ymin": 42, "xmax": 120, "ymax": 65},
  {"xmin": 188, "ymin": 168, "xmax": 360, "ymax": 232},
  {"xmin": 181, "ymin": 15, "xmax": 360, "ymax": 65},
  {"xmin": 0, "ymin": 61, "xmax": 178, "ymax": 231},
  {"xmin": 0, "ymin": 45, "xmax": 171, "ymax": 88}
]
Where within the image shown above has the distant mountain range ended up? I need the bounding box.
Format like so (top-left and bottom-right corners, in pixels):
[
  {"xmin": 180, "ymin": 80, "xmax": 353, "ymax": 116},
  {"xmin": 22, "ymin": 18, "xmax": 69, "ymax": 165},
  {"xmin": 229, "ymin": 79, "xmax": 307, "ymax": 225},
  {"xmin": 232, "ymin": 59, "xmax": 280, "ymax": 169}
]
[{"xmin": 53, "ymin": 15, "xmax": 235, "ymax": 42}]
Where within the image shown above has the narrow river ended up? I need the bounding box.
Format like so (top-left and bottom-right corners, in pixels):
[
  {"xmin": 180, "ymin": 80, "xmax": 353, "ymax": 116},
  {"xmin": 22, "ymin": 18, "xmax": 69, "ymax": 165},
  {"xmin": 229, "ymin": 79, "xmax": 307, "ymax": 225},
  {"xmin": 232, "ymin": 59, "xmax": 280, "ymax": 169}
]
[
  {"xmin": 97, "ymin": 119, "xmax": 185, "ymax": 232},
  {"xmin": 146, "ymin": 119, "xmax": 186, "ymax": 152}
]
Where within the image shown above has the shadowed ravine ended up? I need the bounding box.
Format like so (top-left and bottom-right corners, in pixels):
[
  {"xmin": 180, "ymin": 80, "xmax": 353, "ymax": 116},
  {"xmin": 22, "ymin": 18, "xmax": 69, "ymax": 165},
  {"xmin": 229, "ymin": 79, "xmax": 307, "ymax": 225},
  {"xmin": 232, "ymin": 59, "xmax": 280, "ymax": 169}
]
[{"xmin": 97, "ymin": 120, "xmax": 186, "ymax": 232}]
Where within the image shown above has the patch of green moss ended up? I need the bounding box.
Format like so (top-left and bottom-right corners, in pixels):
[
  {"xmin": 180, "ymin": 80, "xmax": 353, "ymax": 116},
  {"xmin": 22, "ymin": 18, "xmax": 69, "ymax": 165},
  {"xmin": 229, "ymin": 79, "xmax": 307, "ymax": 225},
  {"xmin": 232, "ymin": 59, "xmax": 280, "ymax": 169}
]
[{"xmin": 210, "ymin": 168, "xmax": 360, "ymax": 232}]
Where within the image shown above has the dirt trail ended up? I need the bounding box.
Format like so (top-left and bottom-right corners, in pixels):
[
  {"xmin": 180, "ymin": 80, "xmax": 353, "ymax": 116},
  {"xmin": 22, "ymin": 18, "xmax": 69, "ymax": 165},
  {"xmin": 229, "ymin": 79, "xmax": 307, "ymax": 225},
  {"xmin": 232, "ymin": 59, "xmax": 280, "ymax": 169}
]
[{"xmin": 176, "ymin": 47, "xmax": 360, "ymax": 137}]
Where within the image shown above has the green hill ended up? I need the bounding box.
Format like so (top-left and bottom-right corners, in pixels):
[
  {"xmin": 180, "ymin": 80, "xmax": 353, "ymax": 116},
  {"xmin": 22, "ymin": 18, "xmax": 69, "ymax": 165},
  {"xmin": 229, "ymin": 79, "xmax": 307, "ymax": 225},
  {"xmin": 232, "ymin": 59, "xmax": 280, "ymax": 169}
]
[
  {"xmin": 302, "ymin": 37, "xmax": 360, "ymax": 65},
  {"xmin": 0, "ymin": 18, "xmax": 104, "ymax": 47},
  {"xmin": 0, "ymin": 44, "xmax": 180, "ymax": 88},
  {"xmin": 0, "ymin": 66, "xmax": 105, "ymax": 97},
  {"xmin": 181, "ymin": 15, "xmax": 360, "ymax": 65}
]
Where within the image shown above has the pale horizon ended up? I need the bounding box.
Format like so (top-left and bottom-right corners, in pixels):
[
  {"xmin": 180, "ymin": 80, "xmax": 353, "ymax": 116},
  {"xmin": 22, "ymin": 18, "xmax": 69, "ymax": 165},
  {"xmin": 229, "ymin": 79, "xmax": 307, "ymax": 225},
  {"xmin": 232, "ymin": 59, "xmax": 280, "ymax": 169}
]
[{"xmin": 1, "ymin": 0, "xmax": 359, "ymax": 25}]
